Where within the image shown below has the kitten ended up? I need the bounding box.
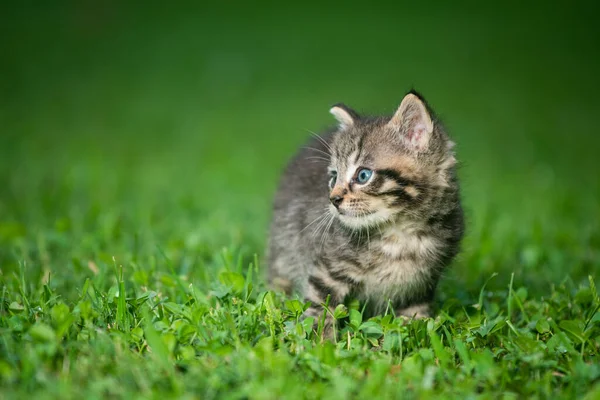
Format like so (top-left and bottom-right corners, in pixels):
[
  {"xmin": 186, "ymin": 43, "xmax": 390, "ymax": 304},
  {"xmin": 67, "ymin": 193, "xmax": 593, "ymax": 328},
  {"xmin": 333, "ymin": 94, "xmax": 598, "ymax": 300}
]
[{"xmin": 268, "ymin": 91, "xmax": 464, "ymax": 329}]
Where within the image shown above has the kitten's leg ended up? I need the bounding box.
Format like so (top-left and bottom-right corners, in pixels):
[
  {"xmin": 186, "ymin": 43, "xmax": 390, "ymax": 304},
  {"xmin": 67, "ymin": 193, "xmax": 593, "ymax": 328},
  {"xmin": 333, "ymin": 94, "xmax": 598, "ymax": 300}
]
[
  {"xmin": 270, "ymin": 276, "xmax": 293, "ymax": 296},
  {"xmin": 396, "ymin": 303, "xmax": 431, "ymax": 319},
  {"xmin": 303, "ymin": 272, "xmax": 351, "ymax": 339}
]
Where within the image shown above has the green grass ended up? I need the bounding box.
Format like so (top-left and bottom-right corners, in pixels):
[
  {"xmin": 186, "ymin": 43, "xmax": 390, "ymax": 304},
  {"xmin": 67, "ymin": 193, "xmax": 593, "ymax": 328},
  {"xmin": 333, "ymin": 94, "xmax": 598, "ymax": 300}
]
[{"xmin": 1, "ymin": 2, "xmax": 599, "ymax": 398}]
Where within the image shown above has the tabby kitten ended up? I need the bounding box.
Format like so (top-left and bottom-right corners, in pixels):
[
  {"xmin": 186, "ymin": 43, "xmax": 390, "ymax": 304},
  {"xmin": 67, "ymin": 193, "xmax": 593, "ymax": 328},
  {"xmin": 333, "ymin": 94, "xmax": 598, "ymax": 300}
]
[{"xmin": 268, "ymin": 91, "xmax": 463, "ymax": 327}]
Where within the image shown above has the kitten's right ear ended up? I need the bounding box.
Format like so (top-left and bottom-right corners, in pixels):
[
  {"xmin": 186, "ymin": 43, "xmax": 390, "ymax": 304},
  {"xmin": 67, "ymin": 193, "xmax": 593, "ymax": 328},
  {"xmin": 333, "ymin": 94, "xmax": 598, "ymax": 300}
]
[{"xmin": 330, "ymin": 103, "xmax": 359, "ymax": 130}]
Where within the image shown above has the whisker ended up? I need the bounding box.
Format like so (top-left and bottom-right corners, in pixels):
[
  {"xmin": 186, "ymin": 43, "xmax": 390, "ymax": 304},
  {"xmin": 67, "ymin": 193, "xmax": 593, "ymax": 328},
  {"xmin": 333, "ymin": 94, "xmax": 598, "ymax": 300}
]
[
  {"xmin": 320, "ymin": 214, "xmax": 335, "ymax": 250},
  {"xmin": 304, "ymin": 156, "xmax": 330, "ymax": 163},
  {"xmin": 317, "ymin": 214, "xmax": 332, "ymax": 248},
  {"xmin": 358, "ymin": 225, "xmax": 363, "ymax": 247},
  {"xmin": 303, "ymin": 146, "xmax": 331, "ymax": 158},
  {"xmin": 300, "ymin": 211, "xmax": 329, "ymax": 234},
  {"xmin": 306, "ymin": 129, "xmax": 333, "ymax": 154},
  {"xmin": 377, "ymin": 223, "xmax": 384, "ymax": 239},
  {"xmin": 311, "ymin": 210, "xmax": 333, "ymax": 241}
]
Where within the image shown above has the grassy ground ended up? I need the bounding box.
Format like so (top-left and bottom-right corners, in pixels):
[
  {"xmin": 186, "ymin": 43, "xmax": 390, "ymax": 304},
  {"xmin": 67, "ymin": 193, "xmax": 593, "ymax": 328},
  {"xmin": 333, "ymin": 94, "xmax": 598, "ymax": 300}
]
[{"xmin": 1, "ymin": 2, "xmax": 599, "ymax": 398}]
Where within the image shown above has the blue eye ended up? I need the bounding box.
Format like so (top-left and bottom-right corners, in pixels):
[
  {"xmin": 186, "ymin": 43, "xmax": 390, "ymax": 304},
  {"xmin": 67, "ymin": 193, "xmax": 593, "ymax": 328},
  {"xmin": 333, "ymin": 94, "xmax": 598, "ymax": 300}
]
[{"xmin": 356, "ymin": 168, "xmax": 373, "ymax": 184}]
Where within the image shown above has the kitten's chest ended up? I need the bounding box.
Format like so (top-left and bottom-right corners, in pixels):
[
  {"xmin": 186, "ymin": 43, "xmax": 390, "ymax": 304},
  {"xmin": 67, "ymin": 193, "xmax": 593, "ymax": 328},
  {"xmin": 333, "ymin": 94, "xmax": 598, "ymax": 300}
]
[
  {"xmin": 355, "ymin": 222, "xmax": 441, "ymax": 300},
  {"xmin": 376, "ymin": 222, "xmax": 438, "ymax": 260}
]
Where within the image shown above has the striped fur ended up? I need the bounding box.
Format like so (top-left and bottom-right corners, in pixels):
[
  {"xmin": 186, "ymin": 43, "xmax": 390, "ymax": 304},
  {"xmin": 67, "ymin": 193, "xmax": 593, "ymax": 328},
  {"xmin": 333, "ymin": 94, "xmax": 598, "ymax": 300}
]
[{"xmin": 267, "ymin": 91, "xmax": 464, "ymax": 332}]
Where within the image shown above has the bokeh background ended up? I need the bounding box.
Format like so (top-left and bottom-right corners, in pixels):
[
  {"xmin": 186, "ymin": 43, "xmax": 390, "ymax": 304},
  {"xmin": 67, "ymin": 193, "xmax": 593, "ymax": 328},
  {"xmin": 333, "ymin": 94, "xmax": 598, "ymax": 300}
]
[{"xmin": 1, "ymin": 1, "xmax": 599, "ymax": 297}]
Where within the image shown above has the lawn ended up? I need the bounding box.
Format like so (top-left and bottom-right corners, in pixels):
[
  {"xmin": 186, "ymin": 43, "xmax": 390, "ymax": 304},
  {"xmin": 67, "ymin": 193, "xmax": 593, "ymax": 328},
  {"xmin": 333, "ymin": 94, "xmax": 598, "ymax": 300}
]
[{"xmin": 1, "ymin": 2, "xmax": 599, "ymax": 398}]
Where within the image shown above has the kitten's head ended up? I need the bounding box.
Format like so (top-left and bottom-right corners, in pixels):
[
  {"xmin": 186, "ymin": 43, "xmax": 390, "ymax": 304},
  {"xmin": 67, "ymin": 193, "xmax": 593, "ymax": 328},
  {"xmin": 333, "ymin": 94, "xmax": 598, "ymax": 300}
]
[{"xmin": 327, "ymin": 91, "xmax": 458, "ymax": 230}]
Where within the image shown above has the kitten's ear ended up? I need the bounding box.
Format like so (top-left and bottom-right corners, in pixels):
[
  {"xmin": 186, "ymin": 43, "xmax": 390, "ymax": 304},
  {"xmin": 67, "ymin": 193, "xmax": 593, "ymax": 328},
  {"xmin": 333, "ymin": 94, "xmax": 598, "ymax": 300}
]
[
  {"xmin": 387, "ymin": 93, "xmax": 434, "ymax": 151},
  {"xmin": 330, "ymin": 103, "xmax": 359, "ymax": 130}
]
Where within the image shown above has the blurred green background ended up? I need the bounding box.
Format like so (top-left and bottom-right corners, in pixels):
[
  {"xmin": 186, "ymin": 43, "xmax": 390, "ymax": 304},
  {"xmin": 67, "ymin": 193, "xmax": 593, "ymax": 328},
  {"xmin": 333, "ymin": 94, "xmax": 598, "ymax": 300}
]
[{"xmin": 1, "ymin": 1, "xmax": 599, "ymax": 297}]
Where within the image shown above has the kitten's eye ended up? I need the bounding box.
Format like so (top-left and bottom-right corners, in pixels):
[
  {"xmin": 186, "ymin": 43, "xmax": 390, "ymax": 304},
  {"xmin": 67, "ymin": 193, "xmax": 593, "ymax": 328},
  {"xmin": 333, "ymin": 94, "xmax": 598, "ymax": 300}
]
[
  {"xmin": 328, "ymin": 171, "xmax": 337, "ymax": 189},
  {"xmin": 356, "ymin": 168, "xmax": 373, "ymax": 184}
]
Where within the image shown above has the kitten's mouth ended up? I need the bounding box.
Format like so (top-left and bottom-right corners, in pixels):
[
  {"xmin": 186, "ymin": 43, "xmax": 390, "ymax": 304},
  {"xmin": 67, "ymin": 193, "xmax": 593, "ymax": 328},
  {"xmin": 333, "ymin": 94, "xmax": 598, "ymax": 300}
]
[
  {"xmin": 332, "ymin": 206, "xmax": 393, "ymax": 229},
  {"xmin": 337, "ymin": 208, "xmax": 374, "ymax": 217}
]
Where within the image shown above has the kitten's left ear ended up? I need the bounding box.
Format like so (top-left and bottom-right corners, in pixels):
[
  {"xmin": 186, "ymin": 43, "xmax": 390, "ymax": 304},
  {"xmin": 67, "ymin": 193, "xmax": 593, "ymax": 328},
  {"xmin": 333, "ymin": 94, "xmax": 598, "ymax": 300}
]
[
  {"xmin": 387, "ymin": 93, "xmax": 434, "ymax": 151},
  {"xmin": 330, "ymin": 103, "xmax": 359, "ymax": 130}
]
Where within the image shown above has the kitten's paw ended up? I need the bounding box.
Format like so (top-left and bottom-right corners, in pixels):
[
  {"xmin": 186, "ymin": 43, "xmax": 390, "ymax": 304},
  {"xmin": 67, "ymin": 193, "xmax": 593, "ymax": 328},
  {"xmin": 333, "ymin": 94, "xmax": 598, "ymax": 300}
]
[
  {"xmin": 396, "ymin": 303, "xmax": 431, "ymax": 319},
  {"xmin": 270, "ymin": 277, "xmax": 293, "ymax": 295}
]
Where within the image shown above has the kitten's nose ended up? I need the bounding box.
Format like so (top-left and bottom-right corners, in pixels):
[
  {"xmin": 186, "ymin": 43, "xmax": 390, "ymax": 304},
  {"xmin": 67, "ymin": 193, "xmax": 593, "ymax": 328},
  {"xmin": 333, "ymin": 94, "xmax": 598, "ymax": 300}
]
[{"xmin": 330, "ymin": 195, "xmax": 344, "ymax": 208}]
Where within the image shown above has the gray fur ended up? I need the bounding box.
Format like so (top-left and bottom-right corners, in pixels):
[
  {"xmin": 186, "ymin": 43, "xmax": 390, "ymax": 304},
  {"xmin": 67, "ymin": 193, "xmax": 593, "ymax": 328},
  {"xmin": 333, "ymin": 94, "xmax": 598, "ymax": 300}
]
[{"xmin": 268, "ymin": 91, "xmax": 464, "ymax": 324}]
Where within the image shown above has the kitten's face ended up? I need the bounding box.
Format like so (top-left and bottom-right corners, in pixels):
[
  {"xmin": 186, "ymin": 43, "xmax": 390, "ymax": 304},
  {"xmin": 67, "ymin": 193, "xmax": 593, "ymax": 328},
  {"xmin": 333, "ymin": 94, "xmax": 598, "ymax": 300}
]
[{"xmin": 327, "ymin": 93, "xmax": 456, "ymax": 230}]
